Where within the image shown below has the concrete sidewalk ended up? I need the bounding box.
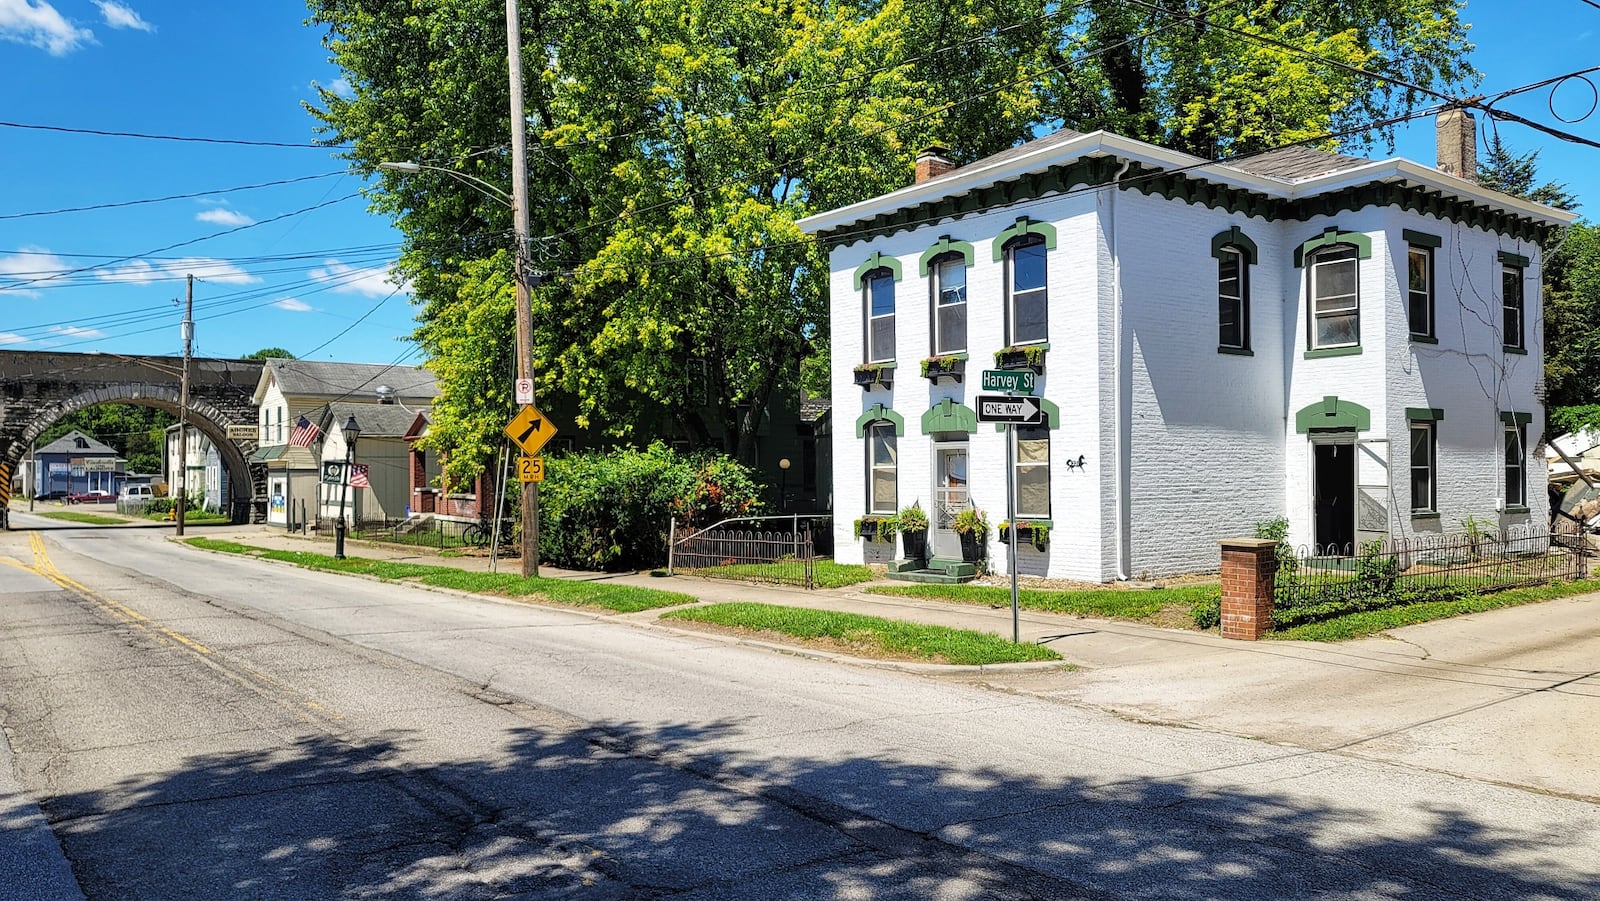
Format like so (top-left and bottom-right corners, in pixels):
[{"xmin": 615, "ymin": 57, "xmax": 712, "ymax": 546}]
[{"xmin": 184, "ymin": 522, "xmax": 1600, "ymax": 802}]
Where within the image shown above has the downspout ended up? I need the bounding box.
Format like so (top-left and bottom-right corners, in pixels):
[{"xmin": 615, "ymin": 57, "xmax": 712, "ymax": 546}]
[{"xmin": 1109, "ymin": 158, "xmax": 1133, "ymax": 580}]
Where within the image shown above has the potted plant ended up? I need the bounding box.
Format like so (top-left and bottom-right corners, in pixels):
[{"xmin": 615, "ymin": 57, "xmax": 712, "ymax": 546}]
[
  {"xmin": 951, "ymin": 507, "xmax": 990, "ymax": 563},
  {"xmin": 994, "ymin": 344, "xmax": 1047, "ymax": 373},
  {"xmin": 853, "ymin": 362, "xmax": 894, "ymax": 388},
  {"xmin": 896, "ymin": 502, "xmax": 929, "ymax": 561},
  {"xmin": 919, "ymin": 354, "xmax": 965, "ymax": 383}
]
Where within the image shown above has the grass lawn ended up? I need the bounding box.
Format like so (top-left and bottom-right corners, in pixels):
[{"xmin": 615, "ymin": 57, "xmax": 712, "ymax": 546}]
[
  {"xmin": 661, "ymin": 602, "xmax": 1061, "ymax": 665},
  {"xmin": 149, "ymin": 511, "xmax": 232, "ymax": 525},
  {"xmin": 183, "ymin": 538, "xmax": 695, "ymax": 613},
  {"xmin": 866, "ymin": 582, "xmax": 1218, "ymax": 623},
  {"xmin": 682, "ymin": 559, "xmax": 876, "ymax": 589},
  {"xmin": 36, "ymin": 511, "xmax": 125, "ymax": 526},
  {"xmin": 1273, "ymin": 578, "xmax": 1600, "ymax": 641}
]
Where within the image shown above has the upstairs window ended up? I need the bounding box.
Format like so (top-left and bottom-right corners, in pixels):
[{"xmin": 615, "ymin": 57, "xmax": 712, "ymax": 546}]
[
  {"xmin": 1005, "ymin": 236, "xmax": 1048, "ymax": 345},
  {"xmin": 1408, "ymin": 245, "xmax": 1434, "ymax": 338},
  {"xmin": 867, "ymin": 422, "xmax": 897, "ymax": 515},
  {"xmin": 1502, "ymin": 263, "xmax": 1525, "ymax": 351},
  {"xmin": 1309, "ymin": 244, "xmax": 1360, "ymax": 349},
  {"xmin": 932, "ymin": 255, "xmax": 967, "ymax": 355},
  {"xmin": 864, "ymin": 269, "xmax": 896, "ymax": 363},
  {"xmin": 1217, "ymin": 246, "xmax": 1248, "ymax": 351}
]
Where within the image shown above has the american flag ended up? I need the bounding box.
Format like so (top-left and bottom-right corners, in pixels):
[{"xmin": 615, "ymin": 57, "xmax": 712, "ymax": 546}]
[
  {"xmin": 288, "ymin": 415, "xmax": 321, "ymax": 447},
  {"xmin": 349, "ymin": 463, "xmax": 370, "ymax": 488}
]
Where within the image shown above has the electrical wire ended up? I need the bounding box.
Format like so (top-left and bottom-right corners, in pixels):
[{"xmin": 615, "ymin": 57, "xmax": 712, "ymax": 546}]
[
  {"xmin": 0, "ymin": 172, "xmax": 347, "ymax": 221},
  {"xmin": 0, "ymin": 119, "xmax": 343, "ymax": 149}
]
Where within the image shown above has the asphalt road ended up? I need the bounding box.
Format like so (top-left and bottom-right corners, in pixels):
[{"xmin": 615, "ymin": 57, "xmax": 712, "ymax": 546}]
[{"xmin": 2, "ymin": 517, "xmax": 1598, "ymax": 899}]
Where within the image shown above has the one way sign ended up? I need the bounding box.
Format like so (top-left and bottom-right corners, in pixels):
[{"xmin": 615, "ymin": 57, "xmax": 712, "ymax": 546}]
[{"xmin": 975, "ymin": 395, "xmax": 1045, "ymax": 425}]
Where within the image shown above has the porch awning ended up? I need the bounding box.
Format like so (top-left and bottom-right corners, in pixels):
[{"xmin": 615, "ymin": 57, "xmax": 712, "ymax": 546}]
[{"xmin": 248, "ymin": 444, "xmax": 289, "ymax": 462}]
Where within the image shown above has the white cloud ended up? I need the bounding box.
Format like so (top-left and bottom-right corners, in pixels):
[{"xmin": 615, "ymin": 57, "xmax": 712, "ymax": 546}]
[
  {"xmin": 0, "ymin": 332, "xmax": 28, "ymax": 345},
  {"xmin": 272, "ymin": 297, "xmax": 313, "ymax": 312},
  {"xmin": 195, "ymin": 208, "xmax": 255, "ymax": 227},
  {"xmin": 0, "ymin": 246, "xmax": 71, "ymax": 296},
  {"xmin": 0, "ymin": 0, "xmax": 94, "ymax": 55},
  {"xmin": 96, "ymin": 256, "xmax": 258, "ymax": 286},
  {"xmin": 308, "ymin": 259, "xmax": 402, "ymax": 298},
  {"xmin": 50, "ymin": 325, "xmax": 105, "ymax": 339},
  {"xmin": 94, "ymin": 1, "xmax": 151, "ymax": 32},
  {"xmin": 330, "ymin": 77, "xmax": 354, "ymax": 99}
]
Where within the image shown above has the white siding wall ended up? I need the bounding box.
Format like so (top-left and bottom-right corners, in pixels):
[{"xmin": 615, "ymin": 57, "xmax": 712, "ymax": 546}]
[{"xmin": 1117, "ymin": 190, "xmax": 1286, "ymax": 577}]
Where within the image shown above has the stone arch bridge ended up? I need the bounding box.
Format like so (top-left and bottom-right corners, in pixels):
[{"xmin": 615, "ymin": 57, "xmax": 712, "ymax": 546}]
[{"xmin": 0, "ymin": 350, "xmax": 264, "ymax": 527}]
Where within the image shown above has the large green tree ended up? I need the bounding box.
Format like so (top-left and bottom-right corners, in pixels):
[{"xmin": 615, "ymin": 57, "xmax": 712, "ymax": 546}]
[
  {"xmin": 38, "ymin": 405, "xmax": 172, "ymax": 474},
  {"xmin": 306, "ymin": 0, "xmax": 1474, "ymax": 481}
]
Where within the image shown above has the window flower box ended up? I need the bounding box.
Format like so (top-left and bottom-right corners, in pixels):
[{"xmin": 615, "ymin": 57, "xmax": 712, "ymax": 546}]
[
  {"xmin": 994, "ymin": 344, "xmax": 1047, "ymax": 373},
  {"xmin": 919, "ymin": 354, "xmax": 966, "ymax": 383},
  {"xmin": 1000, "ymin": 520, "xmax": 1051, "ymax": 551},
  {"xmin": 853, "ymin": 363, "xmax": 894, "ymax": 389},
  {"xmin": 853, "ymin": 515, "xmax": 897, "ymax": 543}
]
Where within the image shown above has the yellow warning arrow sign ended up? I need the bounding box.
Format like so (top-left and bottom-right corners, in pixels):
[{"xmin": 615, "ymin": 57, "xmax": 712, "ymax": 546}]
[{"xmin": 505, "ymin": 404, "xmax": 558, "ymax": 456}]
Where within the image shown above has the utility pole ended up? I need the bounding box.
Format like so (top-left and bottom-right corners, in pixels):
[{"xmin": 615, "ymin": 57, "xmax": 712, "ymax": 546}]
[
  {"xmin": 175, "ymin": 274, "xmax": 193, "ymax": 537},
  {"xmin": 506, "ymin": 0, "xmax": 539, "ymax": 577}
]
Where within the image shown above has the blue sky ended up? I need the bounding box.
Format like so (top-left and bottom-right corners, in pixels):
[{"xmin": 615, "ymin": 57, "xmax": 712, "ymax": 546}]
[{"xmin": 0, "ymin": 2, "xmax": 1595, "ymax": 367}]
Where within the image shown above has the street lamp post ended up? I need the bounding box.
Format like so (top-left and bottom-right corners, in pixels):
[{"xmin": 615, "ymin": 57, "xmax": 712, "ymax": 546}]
[
  {"xmin": 334, "ymin": 415, "xmax": 361, "ymax": 560},
  {"xmin": 778, "ymin": 457, "xmax": 791, "ymax": 513}
]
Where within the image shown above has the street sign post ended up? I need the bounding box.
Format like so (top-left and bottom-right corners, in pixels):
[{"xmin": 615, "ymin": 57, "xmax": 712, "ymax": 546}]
[
  {"xmin": 517, "ymin": 455, "xmax": 545, "ymax": 483},
  {"xmin": 975, "ymin": 395, "xmax": 1045, "ymax": 425},
  {"xmin": 515, "ymin": 378, "xmax": 534, "ymax": 405},
  {"xmin": 980, "ymin": 369, "xmax": 1035, "ymax": 394},
  {"xmin": 504, "ymin": 404, "xmax": 559, "ymax": 456}
]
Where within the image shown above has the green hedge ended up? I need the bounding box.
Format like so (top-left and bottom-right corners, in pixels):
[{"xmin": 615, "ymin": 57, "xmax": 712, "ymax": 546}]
[{"xmin": 538, "ymin": 442, "xmax": 764, "ymax": 571}]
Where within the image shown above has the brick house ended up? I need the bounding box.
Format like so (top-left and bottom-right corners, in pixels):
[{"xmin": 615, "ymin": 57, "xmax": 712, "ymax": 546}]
[{"xmin": 797, "ymin": 112, "xmax": 1575, "ymax": 581}]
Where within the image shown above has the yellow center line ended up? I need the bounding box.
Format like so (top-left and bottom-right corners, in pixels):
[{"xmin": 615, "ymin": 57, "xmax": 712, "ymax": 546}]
[{"xmin": 21, "ymin": 532, "xmax": 344, "ymax": 725}]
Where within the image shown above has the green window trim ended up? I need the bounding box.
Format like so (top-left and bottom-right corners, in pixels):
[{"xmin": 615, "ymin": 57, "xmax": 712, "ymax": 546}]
[
  {"xmin": 854, "ymin": 403, "xmax": 905, "ymax": 438},
  {"xmin": 1504, "ymin": 346, "xmax": 1528, "ymax": 355},
  {"xmin": 991, "ymin": 216, "xmax": 1058, "ymax": 261},
  {"xmin": 1293, "ymin": 227, "xmax": 1373, "ymax": 267},
  {"xmin": 992, "ymin": 397, "xmax": 1061, "ymax": 431},
  {"xmin": 1410, "ymin": 512, "xmax": 1441, "ymax": 520},
  {"xmin": 1497, "ymin": 250, "xmax": 1531, "ymax": 268},
  {"xmin": 921, "ymin": 398, "xmax": 978, "ymax": 435},
  {"xmin": 1402, "ymin": 229, "xmax": 1442, "ymax": 248},
  {"xmin": 1499, "ymin": 411, "xmax": 1532, "ymax": 425},
  {"xmin": 1217, "ymin": 346, "xmax": 1255, "ymax": 357},
  {"xmin": 852, "ymin": 252, "xmax": 903, "ymax": 290},
  {"xmin": 1304, "ymin": 346, "xmax": 1362, "ymax": 359},
  {"xmin": 1294, "ymin": 396, "xmax": 1372, "ymax": 433},
  {"xmin": 917, "ymin": 236, "xmax": 976, "ymax": 276},
  {"xmin": 1210, "ymin": 226, "xmax": 1259, "ymax": 264},
  {"xmin": 1406, "ymin": 407, "xmax": 1445, "ymax": 422},
  {"xmin": 1410, "ymin": 334, "xmax": 1439, "ymax": 344},
  {"xmin": 1503, "ymin": 505, "xmax": 1530, "ymax": 515}
]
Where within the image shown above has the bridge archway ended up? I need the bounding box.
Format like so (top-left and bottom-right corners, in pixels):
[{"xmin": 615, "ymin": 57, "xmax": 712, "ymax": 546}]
[{"xmin": 3, "ymin": 383, "xmax": 261, "ymax": 522}]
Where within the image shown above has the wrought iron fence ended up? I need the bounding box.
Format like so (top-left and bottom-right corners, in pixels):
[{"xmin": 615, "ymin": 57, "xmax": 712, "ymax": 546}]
[
  {"xmin": 1273, "ymin": 526, "xmax": 1591, "ymax": 629},
  {"xmin": 346, "ymin": 516, "xmax": 516, "ymax": 553},
  {"xmin": 669, "ymin": 515, "xmax": 820, "ymax": 589}
]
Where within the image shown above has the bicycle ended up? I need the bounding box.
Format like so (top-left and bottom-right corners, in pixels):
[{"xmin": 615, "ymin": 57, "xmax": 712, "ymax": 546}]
[{"xmin": 461, "ymin": 516, "xmax": 517, "ymax": 551}]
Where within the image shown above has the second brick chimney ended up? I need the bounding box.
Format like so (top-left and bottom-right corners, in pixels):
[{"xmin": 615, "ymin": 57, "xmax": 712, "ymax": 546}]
[
  {"xmin": 915, "ymin": 146, "xmax": 957, "ymax": 184},
  {"xmin": 1436, "ymin": 108, "xmax": 1476, "ymax": 179}
]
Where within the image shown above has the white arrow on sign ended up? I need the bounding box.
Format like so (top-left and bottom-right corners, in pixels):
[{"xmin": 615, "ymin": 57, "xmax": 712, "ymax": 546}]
[{"xmin": 975, "ymin": 395, "xmax": 1044, "ymax": 424}]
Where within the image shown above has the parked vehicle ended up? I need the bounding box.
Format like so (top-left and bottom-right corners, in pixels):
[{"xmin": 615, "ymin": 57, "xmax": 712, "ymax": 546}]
[{"xmin": 67, "ymin": 490, "xmax": 115, "ymax": 504}]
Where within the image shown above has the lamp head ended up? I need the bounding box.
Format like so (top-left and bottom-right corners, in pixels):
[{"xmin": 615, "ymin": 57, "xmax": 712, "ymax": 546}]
[
  {"xmin": 778, "ymin": 458, "xmax": 791, "ymax": 470},
  {"xmin": 343, "ymin": 416, "xmax": 362, "ymax": 444},
  {"xmin": 378, "ymin": 161, "xmax": 422, "ymax": 174}
]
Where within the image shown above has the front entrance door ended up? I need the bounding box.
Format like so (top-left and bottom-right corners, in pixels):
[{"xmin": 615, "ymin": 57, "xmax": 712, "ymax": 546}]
[
  {"xmin": 932, "ymin": 442, "xmax": 969, "ymax": 559},
  {"xmin": 1312, "ymin": 438, "xmax": 1356, "ymax": 554}
]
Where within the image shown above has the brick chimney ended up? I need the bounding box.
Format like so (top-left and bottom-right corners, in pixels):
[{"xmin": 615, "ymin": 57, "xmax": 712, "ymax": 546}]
[
  {"xmin": 914, "ymin": 146, "xmax": 957, "ymax": 184},
  {"xmin": 1436, "ymin": 108, "xmax": 1476, "ymax": 179}
]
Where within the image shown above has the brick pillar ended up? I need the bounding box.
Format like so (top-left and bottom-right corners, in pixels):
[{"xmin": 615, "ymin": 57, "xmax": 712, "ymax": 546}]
[{"xmin": 1219, "ymin": 538, "xmax": 1278, "ymax": 640}]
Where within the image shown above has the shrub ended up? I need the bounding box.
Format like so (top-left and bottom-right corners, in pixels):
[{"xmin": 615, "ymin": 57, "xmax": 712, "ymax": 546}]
[
  {"xmin": 1191, "ymin": 592, "xmax": 1221, "ymax": 629},
  {"xmin": 538, "ymin": 442, "xmax": 764, "ymax": 571}
]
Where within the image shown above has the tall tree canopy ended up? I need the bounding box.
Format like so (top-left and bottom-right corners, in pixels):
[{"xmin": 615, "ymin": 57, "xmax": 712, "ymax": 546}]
[{"xmin": 306, "ymin": 0, "xmax": 1474, "ymax": 481}]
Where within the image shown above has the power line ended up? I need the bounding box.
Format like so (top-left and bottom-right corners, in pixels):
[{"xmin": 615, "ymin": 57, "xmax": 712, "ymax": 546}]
[
  {"xmin": 0, "ymin": 119, "xmax": 343, "ymax": 149},
  {"xmin": 0, "ymin": 172, "xmax": 348, "ymax": 221}
]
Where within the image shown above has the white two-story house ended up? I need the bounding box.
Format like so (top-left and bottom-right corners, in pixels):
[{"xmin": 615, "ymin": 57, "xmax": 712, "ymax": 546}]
[{"xmin": 797, "ymin": 112, "xmax": 1575, "ymax": 581}]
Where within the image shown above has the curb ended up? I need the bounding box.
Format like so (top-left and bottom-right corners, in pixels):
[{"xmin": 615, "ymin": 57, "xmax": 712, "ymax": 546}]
[{"xmin": 173, "ymin": 538, "xmax": 1072, "ymax": 674}]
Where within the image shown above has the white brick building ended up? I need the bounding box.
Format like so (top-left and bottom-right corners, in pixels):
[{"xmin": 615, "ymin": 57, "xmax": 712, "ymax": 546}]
[{"xmin": 798, "ymin": 117, "xmax": 1575, "ymax": 581}]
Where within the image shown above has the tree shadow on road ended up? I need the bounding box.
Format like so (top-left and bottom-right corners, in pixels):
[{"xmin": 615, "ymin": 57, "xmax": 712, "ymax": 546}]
[{"xmin": 27, "ymin": 718, "xmax": 1600, "ymax": 900}]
